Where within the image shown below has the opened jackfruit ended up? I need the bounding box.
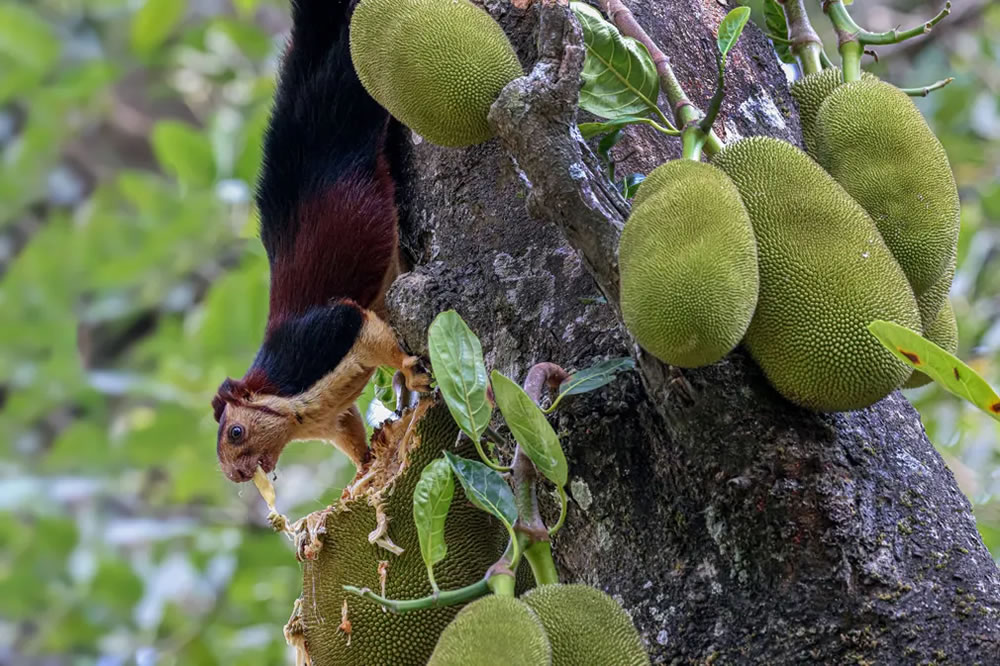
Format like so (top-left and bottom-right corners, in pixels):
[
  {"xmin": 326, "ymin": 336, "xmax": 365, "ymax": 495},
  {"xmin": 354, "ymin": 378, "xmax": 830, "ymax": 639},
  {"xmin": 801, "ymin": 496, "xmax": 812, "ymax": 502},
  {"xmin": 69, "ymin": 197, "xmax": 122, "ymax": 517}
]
[
  {"xmin": 350, "ymin": 0, "xmax": 523, "ymax": 146},
  {"xmin": 814, "ymin": 78, "xmax": 960, "ymax": 296},
  {"xmin": 620, "ymin": 160, "xmax": 758, "ymax": 368},
  {"xmin": 522, "ymin": 584, "xmax": 650, "ymax": 666},
  {"xmin": 428, "ymin": 596, "xmax": 551, "ymax": 665},
  {"xmin": 299, "ymin": 400, "xmax": 510, "ymax": 665},
  {"xmin": 712, "ymin": 137, "xmax": 921, "ymax": 411}
]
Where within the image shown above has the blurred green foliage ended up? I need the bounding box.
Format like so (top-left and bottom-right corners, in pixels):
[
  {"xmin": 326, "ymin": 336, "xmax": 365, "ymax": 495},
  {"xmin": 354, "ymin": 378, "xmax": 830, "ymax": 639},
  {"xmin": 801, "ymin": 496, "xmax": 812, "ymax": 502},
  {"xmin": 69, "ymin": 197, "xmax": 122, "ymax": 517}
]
[{"xmin": 0, "ymin": 0, "xmax": 996, "ymax": 664}]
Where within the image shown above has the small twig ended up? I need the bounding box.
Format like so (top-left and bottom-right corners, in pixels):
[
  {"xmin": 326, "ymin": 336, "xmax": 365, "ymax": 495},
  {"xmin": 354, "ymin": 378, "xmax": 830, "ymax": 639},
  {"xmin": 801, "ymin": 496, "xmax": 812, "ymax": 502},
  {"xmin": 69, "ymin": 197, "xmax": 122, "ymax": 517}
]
[
  {"xmin": 343, "ymin": 579, "xmax": 490, "ymax": 614},
  {"xmin": 901, "ymin": 77, "xmax": 954, "ymax": 97},
  {"xmin": 825, "ymin": 0, "xmax": 951, "ymax": 46}
]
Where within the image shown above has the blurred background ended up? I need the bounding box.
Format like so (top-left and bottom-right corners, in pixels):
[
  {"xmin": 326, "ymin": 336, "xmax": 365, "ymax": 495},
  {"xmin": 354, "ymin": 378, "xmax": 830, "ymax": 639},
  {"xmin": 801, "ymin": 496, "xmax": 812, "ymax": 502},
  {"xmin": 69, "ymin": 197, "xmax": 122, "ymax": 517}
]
[{"xmin": 0, "ymin": 0, "xmax": 995, "ymax": 664}]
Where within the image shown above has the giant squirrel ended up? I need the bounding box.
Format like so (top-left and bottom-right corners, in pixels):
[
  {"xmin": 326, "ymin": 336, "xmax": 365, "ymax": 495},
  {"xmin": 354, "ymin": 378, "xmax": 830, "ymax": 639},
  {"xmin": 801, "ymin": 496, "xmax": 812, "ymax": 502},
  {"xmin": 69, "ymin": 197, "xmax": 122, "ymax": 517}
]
[{"xmin": 212, "ymin": 0, "xmax": 429, "ymax": 483}]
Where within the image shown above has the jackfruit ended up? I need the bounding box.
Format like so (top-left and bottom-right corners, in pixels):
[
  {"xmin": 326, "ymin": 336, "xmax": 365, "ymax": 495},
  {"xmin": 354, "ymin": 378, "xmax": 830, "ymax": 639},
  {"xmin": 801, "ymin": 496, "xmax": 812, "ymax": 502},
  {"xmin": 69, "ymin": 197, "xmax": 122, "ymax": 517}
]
[
  {"xmin": 917, "ymin": 257, "xmax": 955, "ymax": 330},
  {"xmin": 521, "ymin": 584, "xmax": 650, "ymax": 666},
  {"xmin": 712, "ymin": 136, "xmax": 921, "ymax": 411},
  {"xmin": 813, "ymin": 78, "xmax": 961, "ymax": 296},
  {"xmin": 789, "ymin": 68, "xmax": 876, "ymax": 155},
  {"xmin": 619, "ymin": 160, "xmax": 759, "ymax": 368},
  {"xmin": 903, "ymin": 299, "xmax": 959, "ymax": 389},
  {"xmin": 300, "ymin": 399, "xmax": 512, "ymax": 665},
  {"xmin": 350, "ymin": 0, "xmax": 523, "ymax": 146},
  {"xmin": 428, "ymin": 596, "xmax": 551, "ymax": 665}
]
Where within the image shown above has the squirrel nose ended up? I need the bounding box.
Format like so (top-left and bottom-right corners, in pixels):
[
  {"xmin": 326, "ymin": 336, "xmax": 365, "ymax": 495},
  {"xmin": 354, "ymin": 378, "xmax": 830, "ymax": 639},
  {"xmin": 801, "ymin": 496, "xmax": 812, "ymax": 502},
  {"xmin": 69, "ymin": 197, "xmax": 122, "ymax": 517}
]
[{"xmin": 226, "ymin": 466, "xmax": 253, "ymax": 483}]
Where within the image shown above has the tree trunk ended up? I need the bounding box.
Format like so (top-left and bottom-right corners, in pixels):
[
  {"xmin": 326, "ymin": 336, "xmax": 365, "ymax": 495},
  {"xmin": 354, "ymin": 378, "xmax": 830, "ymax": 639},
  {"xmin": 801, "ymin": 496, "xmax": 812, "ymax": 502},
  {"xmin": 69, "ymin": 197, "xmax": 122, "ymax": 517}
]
[{"xmin": 381, "ymin": 1, "xmax": 1000, "ymax": 662}]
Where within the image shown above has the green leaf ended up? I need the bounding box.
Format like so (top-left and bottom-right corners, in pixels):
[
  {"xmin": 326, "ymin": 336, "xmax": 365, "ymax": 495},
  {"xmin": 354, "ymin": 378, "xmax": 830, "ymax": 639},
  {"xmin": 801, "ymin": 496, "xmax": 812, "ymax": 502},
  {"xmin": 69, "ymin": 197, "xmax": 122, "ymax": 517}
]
[
  {"xmin": 490, "ymin": 371, "xmax": 568, "ymax": 487},
  {"xmin": 717, "ymin": 7, "xmax": 751, "ymax": 59},
  {"xmin": 444, "ymin": 451, "xmax": 517, "ymax": 529},
  {"xmin": 131, "ymin": 0, "xmax": 185, "ymax": 54},
  {"xmin": 0, "ymin": 4, "xmax": 60, "ymax": 73},
  {"xmin": 571, "ymin": 2, "xmax": 660, "ymax": 120},
  {"xmin": 412, "ymin": 458, "xmax": 455, "ymax": 593},
  {"xmin": 762, "ymin": 0, "xmax": 796, "ymax": 64},
  {"xmin": 622, "ymin": 173, "xmax": 645, "ymax": 199},
  {"xmin": 373, "ymin": 365, "xmax": 397, "ymax": 411},
  {"xmin": 547, "ymin": 357, "xmax": 635, "ymax": 412},
  {"xmin": 427, "ymin": 310, "xmax": 492, "ymax": 442},
  {"xmin": 868, "ymin": 320, "xmax": 1000, "ymax": 422},
  {"xmin": 151, "ymin": 121, "xmax": 216, "ymax": 188}
]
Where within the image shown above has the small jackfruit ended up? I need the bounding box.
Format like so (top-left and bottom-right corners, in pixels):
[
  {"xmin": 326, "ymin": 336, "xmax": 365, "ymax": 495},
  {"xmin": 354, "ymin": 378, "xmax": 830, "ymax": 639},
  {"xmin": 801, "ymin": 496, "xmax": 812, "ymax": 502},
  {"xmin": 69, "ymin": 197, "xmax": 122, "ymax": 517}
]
[
  {"xmin": 428, "ymin": 596, "xmax": 551, "ymax": 665},
  {"xmin": 903, "ymin": 299, "xmax": 959, "ymax": 389},
  {"xmin": 814, "ymin": 78, "xmax": 961, "ymax": 296},
  {"xmin": 712, "ymin": 137, "xmax": 921, "ymax": 411},
  {"xmin": 300, "ymin": 400, "xmax": 511, "ymax": 665},
  {"xmin": 916, "ymin": 252, "xmax": 956, "ymax": 333},
  {"xmin": 619, "ymin": 160, "xmax": 759, "ymax": 368},
  {"xmin": 521, "ymin": 584, "xmax": 650, "ymax": 666},
  {"xmin": 350, "ymin": 0, "xmax": 523, "ymax": 146},
  {"xmin": 789, "ymin": 68, "xmax": 876, "ymax": 155}
]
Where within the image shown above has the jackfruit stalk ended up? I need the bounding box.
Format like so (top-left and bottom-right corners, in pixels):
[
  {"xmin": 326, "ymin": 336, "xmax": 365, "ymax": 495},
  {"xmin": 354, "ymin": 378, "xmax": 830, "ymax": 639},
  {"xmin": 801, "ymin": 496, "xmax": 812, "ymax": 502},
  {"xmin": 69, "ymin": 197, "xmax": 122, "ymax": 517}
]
[
  {"xmin": 712, "ymin": 136, "xmax": 921, "ymax": 411},
  {"xmin": 620, "ymin": 160, "xmax": 759, "ymax": 368},
  {"xmin": 350, "ymin": 0, "xmax": 523, "ymax": 146}
]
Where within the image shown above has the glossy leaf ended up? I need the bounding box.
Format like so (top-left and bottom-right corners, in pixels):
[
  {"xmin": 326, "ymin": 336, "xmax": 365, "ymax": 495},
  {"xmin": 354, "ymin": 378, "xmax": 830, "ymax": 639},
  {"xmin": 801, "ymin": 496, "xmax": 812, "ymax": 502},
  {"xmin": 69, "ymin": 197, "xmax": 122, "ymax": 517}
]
[
  {"xmin": 491, "ymin": 371, "xmax": 568, "ymax": 487},
  {"xmin": 547, "ymin": 357, "xmax": 636, "ymax": 413},
  {"xmin": 622, "ymin": 173, "xmax": 645, "ymax": 199},
  {"xmin": 571, "ymin": 2, "xmax": 660, "ymax": 120},
  {"xmin": 869, "ymin": 320, "xmax": 1000, "ymax": 422},
  {"xmin": 151, "ymin": 121, "xmax": 216, "ymax": 188},
  {"xmin": 762, "ymin": 0, "xmax": 796, "ymax": 64},
  {"xmin": 717, "ymin": 7, "xmax": 751, "ymax": 59},
  {"xmin": 579, "ymin": 116, "xmax": 657, "ymax": 140},
  {"xmin": 444, "ymin": 452, "xmax": 517, "ymax": 530},
  {"xmin": 428, "ymin": 310, "xmax": 492, "ymax": 442},
  {"xmin": 412, "ymin": 458, "xmax": 455, "ymax": 593}
]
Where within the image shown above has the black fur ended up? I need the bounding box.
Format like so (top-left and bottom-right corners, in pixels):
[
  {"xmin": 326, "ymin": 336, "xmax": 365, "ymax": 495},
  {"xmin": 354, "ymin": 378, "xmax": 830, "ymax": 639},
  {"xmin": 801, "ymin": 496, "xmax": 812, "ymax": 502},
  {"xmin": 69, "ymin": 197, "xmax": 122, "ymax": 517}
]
[
  {"xmin": 255, "ymin": 0, "xmax": 388, "ymax": 259},
  {"xmin": 251, "ymin": 302, "xmax": 364, "ymax": 397}
]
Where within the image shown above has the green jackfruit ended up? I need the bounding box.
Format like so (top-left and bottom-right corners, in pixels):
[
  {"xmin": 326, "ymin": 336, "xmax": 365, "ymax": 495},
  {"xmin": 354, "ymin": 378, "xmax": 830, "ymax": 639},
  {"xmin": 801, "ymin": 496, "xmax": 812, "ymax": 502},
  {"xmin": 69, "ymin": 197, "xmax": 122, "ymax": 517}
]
[
  {"xmin": 522, "ymin": 584, "xmax": 650, "ymax": 666},
  {"xmin": 350, "ymin": 0, "xmax": 523, "ymax": 146},
  {"xmin": 712, "ymin": 137, "xmax": 921, "ymax": 411},
  {"xmin": 789, "ymin": 68, "xmax": 876, "ymax": 155},
  {"xmin": 917, "ymin": 257, "xmax": 955, "ymax": 330},
  {"xmin": 428, "ymin": 596, "xmax": 551, "ymax": 665},
  {"xmin": 814, "ymin": 78, "xmax": 961, "ymax": 296},
  {"xmin": 903, "ymin": 299, "xmax": 959, "ymax": 389},
  {"xmin": 619, "ymin": 160, "xmax": 759, "ymax": 367},
  {"xmin": 300, "ymin": 400, "xmax": 511, "ymax": 665}
]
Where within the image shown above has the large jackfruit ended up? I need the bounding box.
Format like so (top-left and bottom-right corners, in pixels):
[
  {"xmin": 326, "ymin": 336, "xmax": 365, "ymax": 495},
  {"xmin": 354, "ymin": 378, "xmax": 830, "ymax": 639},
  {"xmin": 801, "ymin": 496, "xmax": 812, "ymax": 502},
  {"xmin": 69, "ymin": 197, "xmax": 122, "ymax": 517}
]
[
  {"xmin": 350, "ymin": 0, "xmax": 523, "ymax": 146},
  {"xmin": 814, "ymin": 78, "xmax": 961, "ymax": 296},
  {"xmin": 712, "ymin": 137, "xmax": 921, "ymax": 411},
  {"xmin": 521, "ymin": 584, "xmax": 650, "ymax": 666},
  {"xmin": 789, "ymin": 68, "xmax": 876, "ymax": 155},
  {"xmin": 619, "ymin": 160, "xmax": 759, "ymax": 368},
  {"xmin": 428, "ymin": 596, "xmax": 551, "ymax": 665},
  {"xmin": 903, "ymin": 299, "xmax": 959, "ymax": 389},
  {"xmin": 300, "ymin": 399, "xmax": 510, "ymax": 665}
]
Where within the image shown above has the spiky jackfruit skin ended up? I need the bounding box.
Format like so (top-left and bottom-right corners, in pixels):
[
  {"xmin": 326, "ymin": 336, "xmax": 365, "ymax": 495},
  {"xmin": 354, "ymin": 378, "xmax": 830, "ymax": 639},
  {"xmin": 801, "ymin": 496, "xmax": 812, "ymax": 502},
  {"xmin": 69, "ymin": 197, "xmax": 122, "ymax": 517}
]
[
  {"xmin": 301, "ymin": 401, "xmax": 510, "ymax": 665},
  {"xmin": 427, "ymin": 596, "xmax": 551, "ymax": 665},
  {"xmin": 522, "ymin": 584, "xmax": 650, "ymax": 666},
  {"xmin": 917, "ymin": 258, "xmax": 955, "ymax": 330},
  {"xmin": 712, "ymin": 137, "xmax": 921, "ymax": 411},
  {"xmin": 903, "ymin": 299, "xmax": 959, "ymax": 389},
  {"xmin": 789, "ymin": 68, "xmax": 876, "ymax": 156},
  {"xmin": 350, "ymin": 0, "xmax": 523, "ymax": 147},
  {"xmin": 814, "ymin": 78, "xmax": 961, "ymax": 296},
  {"xmin": 619, "ymin": 160, "xmax": 759, "ymax": 368}
]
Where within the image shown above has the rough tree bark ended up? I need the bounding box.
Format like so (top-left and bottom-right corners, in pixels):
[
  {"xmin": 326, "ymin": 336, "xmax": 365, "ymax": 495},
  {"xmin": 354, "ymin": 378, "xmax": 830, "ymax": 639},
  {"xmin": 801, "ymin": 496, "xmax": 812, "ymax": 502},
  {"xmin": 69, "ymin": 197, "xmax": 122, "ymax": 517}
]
[{"xmin": 379, "ymin": 1, "xmax": 1000, "ymax": 662}]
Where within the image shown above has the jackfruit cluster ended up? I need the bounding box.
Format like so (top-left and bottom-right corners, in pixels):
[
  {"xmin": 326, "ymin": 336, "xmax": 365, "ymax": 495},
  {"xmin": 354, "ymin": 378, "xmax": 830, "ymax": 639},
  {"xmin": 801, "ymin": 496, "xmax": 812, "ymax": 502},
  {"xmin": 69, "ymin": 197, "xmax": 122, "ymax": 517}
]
[
  {"xmin": 522, "ymin": 584, "xmax": 650, "ymax": 666},
  {"xmin": 712, "ymin": 136, "xmax": 922, "ymax": 411},
  {"xmin": 350, "ymin": 0, "xmax": 523, "ymax": 146},
  {"xmin": 427, "ymin": 596, "xmax": 552, "ymax": 666},
  {"xmin": 299, "ymin": 400, "xmax": 511, "ymax": 666},
  {"xmin": 619, "ymin": 159, "xmax": 759, "ymax": 367}
]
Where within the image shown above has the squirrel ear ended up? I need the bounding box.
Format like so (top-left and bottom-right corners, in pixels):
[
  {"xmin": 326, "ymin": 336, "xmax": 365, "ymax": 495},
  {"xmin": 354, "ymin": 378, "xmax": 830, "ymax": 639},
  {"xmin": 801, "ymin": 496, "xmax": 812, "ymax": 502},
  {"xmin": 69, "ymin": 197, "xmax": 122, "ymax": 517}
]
[{"xmin": 212, "ymin": 394, "xmax": 227, "ymax": 422}]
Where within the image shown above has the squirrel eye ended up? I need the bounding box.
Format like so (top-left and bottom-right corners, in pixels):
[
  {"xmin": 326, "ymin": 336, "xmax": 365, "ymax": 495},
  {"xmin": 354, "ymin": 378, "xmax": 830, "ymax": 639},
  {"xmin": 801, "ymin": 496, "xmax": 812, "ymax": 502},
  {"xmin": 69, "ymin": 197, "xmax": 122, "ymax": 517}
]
[{"xmin": 228, "ymin": 424, "xmax": 245, "ymax": 443}]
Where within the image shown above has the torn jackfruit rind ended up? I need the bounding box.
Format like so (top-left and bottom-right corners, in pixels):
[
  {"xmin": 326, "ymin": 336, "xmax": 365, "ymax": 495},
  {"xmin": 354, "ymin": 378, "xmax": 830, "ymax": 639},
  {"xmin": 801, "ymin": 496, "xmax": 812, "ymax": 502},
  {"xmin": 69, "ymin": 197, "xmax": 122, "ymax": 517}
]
[{"xmin": 300, "ymin": 400, "xmax": 510, "ymax": 666}]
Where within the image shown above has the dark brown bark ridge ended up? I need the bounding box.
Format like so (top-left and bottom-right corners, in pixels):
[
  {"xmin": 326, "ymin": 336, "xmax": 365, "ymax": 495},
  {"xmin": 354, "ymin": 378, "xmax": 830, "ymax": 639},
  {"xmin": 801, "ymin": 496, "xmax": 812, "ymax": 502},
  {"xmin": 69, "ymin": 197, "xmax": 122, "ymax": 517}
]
[{"xmin": 380, "ymin": 1, "xmax": 1000, "ymax": 663}]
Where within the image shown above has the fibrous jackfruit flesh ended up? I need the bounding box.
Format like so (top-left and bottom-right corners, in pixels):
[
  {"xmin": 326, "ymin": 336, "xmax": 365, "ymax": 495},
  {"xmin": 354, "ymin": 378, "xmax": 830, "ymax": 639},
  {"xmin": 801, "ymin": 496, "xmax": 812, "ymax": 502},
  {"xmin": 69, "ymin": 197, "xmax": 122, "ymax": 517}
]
[
  {"xmin": 712, "ymin": 136, "xmax": 921, "ymax": 411},
  {"xmin": 789, "ymin": 68, "xmax": 875, "ymax": 156},
  {"xmin": 903, "ymin": 299, "xmax": 959, "ymax": 389},
  {"xmin": 428, "ymin": 595, "xmax": 551, "ymax": 666},
  {"xmin": 521, "ymin": 584, "xmax": 650, "ymax": 666},
  {"xmin": 350, "ymin": 0, "xmax": 523, "ymax": 147},
  {"xmin": 814, "ymin": 78, "xmax": 961, "ymax": 296},
  {"xmin": 300, "ymin": 400, "xmax": 510, "ymax": 665},
  {"xmin": 619, "ymin": 160, "xmax": 759, "ymax": 368}
]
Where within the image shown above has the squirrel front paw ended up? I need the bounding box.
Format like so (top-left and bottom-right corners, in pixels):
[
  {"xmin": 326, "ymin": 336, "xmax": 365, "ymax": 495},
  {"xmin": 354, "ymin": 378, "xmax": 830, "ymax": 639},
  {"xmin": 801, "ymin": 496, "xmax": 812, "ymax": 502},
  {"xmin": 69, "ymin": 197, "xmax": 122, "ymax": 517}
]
[{"xmin": 401, "ymin": 355, "xmax": 432, "ymax": 393}]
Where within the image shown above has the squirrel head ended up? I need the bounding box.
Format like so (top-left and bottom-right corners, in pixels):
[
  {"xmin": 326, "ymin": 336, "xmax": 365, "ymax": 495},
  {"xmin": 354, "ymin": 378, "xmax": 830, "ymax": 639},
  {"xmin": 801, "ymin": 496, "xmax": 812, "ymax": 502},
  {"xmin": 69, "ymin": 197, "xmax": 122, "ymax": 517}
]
[{"xmin": 212, "ymin": 377, "xmax": 294, "ymax": 482}]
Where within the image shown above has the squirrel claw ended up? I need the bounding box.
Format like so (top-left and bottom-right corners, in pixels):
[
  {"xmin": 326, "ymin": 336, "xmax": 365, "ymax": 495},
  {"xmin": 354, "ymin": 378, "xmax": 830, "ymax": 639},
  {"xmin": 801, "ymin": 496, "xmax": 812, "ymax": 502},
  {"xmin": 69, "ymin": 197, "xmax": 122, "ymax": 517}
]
[{"xmin": 401, "ymin": 355, "xmax": 432, "ymax": 393}]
